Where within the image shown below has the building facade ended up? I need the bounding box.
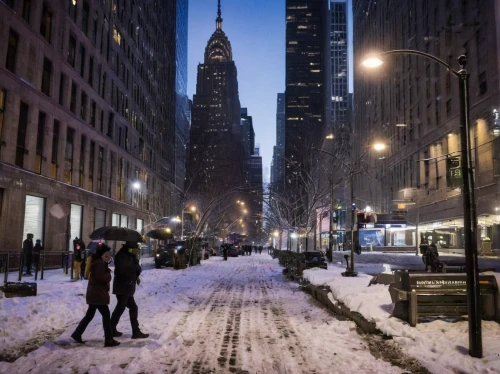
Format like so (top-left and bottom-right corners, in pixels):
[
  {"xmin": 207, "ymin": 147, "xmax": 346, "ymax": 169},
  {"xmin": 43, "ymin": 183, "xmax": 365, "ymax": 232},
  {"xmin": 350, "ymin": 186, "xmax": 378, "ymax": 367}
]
[
  {"xmin": 175, "ymin": 0, "xmax": 190, "ymax": 193},
  {"xmin": 187, "ymin": 1, "xmax": 244, "ymax": 193},
  {"xmin": 285, "ymin": 0, "xmax": 330, "ymax": 180},
  {"xmin": 353, "ymin": 0, "xmax": 500, "ymax": 251},
  {"xmin": 0, "ymin": 0, "xmax": 177, "ymax": 251},
  {"xmin": 271, "ymin": 92, "xmax": 285, "ymax": 190}
]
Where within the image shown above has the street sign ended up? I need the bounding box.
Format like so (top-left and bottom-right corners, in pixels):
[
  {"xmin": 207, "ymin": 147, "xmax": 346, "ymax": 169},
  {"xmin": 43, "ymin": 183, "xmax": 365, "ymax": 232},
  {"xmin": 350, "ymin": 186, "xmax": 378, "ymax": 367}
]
[{"xmin": 446, "ymin": 156, "xmax": 462, "ymax": 189}]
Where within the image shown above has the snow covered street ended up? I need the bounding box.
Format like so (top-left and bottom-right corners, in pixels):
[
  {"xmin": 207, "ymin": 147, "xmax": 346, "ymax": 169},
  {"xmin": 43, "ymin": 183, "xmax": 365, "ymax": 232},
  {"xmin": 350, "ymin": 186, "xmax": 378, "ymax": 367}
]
[{"xmin": 0, "ymin": 254, "xmax": 405, "ymax": 374}]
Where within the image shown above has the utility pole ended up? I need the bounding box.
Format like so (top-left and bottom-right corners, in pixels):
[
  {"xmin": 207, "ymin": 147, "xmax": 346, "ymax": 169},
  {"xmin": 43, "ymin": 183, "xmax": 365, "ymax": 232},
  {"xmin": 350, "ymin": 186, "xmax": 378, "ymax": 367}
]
[{"xmin": 327, "ymin": 181, "xmax": 335, "ymax": 262}]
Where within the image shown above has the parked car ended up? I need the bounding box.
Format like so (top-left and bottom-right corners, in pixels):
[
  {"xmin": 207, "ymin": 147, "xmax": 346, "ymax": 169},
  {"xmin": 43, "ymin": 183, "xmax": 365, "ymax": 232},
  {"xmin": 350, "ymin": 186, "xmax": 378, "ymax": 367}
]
[
  {"xmin": 228, "ymin": 246, "xmax": 239, "ymax": 257},
  {"xmin": 155, "ymin": 242, "xmax": 187, "ymax": 269},
  {"xmin": 297, "ymin": 251, "xmax": 328, "ymax": 275},
  {"xmin": 235, "ymin": 246, "xmax": 244, "ymax": 256}
]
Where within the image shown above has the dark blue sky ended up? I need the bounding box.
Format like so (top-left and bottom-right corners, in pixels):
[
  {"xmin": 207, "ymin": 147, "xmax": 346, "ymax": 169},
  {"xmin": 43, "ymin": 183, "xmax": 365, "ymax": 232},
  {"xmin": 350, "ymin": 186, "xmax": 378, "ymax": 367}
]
[{"xmin": 188, "ymin": 0, "xmax": 285, "ymax": 182}]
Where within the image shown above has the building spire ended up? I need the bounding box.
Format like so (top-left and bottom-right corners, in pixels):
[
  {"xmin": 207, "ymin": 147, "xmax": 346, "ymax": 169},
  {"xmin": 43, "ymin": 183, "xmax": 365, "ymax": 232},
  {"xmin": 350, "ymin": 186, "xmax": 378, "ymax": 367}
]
[{"xmin": 216, "ymin": 0, "xmax": 223, "ymax": 31}]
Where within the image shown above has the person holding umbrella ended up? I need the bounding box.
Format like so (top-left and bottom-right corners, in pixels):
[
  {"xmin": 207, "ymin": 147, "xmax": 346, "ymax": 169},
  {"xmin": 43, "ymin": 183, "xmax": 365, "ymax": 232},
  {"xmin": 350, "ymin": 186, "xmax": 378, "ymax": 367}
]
[
  {"xmin": 71, "ymin": 244, "xmax": 120, "ymax": 347},
  {"xmin": 110, "ymin": 241, "xmax": 149, "ymax": 339}
]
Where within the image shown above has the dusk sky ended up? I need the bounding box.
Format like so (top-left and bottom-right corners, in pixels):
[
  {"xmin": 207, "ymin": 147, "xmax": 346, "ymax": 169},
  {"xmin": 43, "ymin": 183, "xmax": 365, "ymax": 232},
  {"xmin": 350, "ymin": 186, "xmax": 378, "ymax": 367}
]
[{"xmin": 188, "ymin": 0, "xmax": 285, "ymax": 182}]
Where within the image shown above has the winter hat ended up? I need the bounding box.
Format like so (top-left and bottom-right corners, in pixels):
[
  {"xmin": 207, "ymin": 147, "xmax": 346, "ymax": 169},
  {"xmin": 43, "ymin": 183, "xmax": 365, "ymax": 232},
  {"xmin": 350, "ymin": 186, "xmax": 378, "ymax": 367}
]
[
  {"xmin": 96, "ymin": 244, "xmax": 112, "ymax": 258},
  {"xmin": 126, "ymin": 241, "xmax": 138, "ymax": 248}
]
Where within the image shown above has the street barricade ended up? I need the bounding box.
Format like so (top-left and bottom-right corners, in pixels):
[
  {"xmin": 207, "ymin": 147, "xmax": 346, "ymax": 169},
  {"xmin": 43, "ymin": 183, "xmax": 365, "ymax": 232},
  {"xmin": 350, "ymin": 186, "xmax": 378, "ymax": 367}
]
[{"xmin": 389, "ymin": 270, "xmax": 500, "ymax": 326}]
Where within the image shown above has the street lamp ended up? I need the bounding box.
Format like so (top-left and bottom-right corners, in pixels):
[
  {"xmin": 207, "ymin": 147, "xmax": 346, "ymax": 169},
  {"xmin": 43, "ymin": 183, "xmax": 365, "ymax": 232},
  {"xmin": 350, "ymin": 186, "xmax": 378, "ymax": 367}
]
[
  {"xmin": 181, "ymin": 205, "xmax": 196, "ymax": 240},
  {"xmin": 362, "ymin": 50, "xmax": 481, "ymax": 358}
]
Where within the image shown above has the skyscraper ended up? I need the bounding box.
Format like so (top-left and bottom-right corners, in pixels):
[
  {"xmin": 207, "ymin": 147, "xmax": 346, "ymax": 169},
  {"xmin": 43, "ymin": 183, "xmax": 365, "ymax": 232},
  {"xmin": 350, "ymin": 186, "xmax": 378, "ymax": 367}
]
[
  {"xmin": 241, "ymin": 108, "xmax": 255, "ymax": 185},
  {"xmin": 187, "ymin": 0, "xmax": 244, "ymax": 193},
  {"xmin": 175, "ymin": 0, "xmax": 190, "ymax": 192},
  {"xmin": 271, "ymin": 93, "xmax": 285, "ymax": 189},
  {"xmin": 285, "ymin": 0, "xmax": 330, "ymax": 181},
  {"xmin": 329, "ymin": 0, "xmax": 349, "ymax": 136}
]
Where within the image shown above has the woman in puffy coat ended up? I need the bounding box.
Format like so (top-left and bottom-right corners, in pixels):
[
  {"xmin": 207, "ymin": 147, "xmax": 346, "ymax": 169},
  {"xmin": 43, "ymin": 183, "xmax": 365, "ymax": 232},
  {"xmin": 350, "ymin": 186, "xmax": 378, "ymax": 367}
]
[{"xmin": 71, "ymin": 245, "xmax": 120, "ymax": 347}]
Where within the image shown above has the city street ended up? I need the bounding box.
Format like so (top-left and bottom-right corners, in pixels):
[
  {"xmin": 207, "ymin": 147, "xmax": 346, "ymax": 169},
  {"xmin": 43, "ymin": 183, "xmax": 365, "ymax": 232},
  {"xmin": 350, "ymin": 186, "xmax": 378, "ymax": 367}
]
[{"xmin": 0, "ymin": 254, "xmax": 406, "ymax": 374}]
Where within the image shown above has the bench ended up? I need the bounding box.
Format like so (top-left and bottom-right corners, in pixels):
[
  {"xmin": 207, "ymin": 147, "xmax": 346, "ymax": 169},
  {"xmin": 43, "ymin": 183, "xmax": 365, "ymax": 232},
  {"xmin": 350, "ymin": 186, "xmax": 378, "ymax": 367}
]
[{"xmin": 389, "ymin": 271, "xmax": 499, "ymax": 326}]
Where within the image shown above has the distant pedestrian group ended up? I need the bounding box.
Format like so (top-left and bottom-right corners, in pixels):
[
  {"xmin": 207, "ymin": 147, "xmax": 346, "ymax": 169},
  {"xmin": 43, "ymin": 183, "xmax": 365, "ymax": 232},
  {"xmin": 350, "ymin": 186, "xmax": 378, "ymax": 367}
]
[{"xmin": 23, "ymin": 233, "xmax": 43, "ymax": 276}]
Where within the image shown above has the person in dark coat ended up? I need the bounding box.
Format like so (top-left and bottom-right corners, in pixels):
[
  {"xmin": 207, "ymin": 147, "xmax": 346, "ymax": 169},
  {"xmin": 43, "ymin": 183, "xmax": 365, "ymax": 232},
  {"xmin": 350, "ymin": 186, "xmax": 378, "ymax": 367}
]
[
  {"xmin": 110, "ymin": 242, "xmax": 149, "ymax": 339},
  {"xmin": 22, "ymin": 233, "xmax": 34, "ymax": 275},
  {"xmin": 73, "ymin": 237, "xmax": 85, "ymax": 281},
  {"xmin": 33, "ymin": 239, "xmax": 43, "ymax": 272},
  {"xmin": 71, "ymin": 244, "xmax": 120, "ymax": 347},
  {"xmin": 222, "ymin": 244, "xmax": 228, "ymax": 261}
]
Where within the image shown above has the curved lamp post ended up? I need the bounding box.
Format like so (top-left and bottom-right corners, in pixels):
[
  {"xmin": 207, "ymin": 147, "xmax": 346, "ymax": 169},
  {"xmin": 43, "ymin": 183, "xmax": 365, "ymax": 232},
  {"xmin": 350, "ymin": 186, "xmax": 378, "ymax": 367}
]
[{"xmin": 362, "ymin": 50, "xmax": 481, "ymax": 358}]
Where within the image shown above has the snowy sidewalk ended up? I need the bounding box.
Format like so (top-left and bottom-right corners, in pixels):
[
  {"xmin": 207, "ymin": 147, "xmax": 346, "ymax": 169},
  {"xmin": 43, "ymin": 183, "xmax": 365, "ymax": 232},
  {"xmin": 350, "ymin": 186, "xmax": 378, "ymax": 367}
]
[{"xmin": 302, "ymin": 259, "xmax": 500, "ymax": 374}]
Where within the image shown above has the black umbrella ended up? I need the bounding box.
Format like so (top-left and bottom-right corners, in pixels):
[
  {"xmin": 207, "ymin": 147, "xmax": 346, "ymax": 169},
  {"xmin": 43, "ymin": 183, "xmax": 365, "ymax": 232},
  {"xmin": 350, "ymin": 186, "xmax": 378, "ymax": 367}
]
[
  {"xmin": 146, "ymin": 228, "xmax": 174, "ymax": 241},
  {"xmin": 90, "ymin": 226, "xmax": 144, "ymax": 242}
]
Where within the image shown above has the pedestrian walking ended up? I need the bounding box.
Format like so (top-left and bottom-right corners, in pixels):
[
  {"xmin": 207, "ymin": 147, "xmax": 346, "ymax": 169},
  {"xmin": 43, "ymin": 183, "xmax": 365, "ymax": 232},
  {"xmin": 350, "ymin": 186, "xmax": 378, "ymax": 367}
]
[
  {"xmin": 223, "ymin": 244, "xmax": 228, "ymax": 261},
  {"xmin": 33, "ymin": 239, "xmax": 43, "ymax": 272},
  {"xmin": 73, "ymin": 237, "xmax": 84, "ymax": 281},
  {"xmin": 110, "ymin": 241, "xmax": 149, "ymax": 339},
  {"xmin": 71, "ymin": 244, "xmax": 120, "ymax": 347},
  {"xmin": 22, "ymin": 233, "xmax": 34, "ymax": 276}
]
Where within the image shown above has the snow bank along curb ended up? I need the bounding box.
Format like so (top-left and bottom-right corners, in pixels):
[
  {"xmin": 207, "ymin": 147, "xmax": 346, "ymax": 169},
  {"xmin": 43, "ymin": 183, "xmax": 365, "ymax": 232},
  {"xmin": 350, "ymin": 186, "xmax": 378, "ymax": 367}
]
[{"xmin": 303, "ymin": 283, "xmax": 380, "ymax": 334}]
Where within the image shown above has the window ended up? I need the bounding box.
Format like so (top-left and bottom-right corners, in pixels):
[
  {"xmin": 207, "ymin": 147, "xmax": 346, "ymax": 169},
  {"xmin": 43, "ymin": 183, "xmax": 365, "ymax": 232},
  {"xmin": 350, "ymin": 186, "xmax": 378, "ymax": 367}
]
[
  {"xmin": 107, "ymin": 112, "xmax": 114, "ymax": 139},
  {"xmin": 79, "ymin": 45, "xmax": 85, "ymax": 77},
  {"xmin": 80, "ymin": 91, "xmax": 87, "ymax": 120},
  {"xmin": 94, "ymin": 208, "xmax": 105, "ymax": 228},
  {"xmin": 42, "ymin": 58, "xmax": 52, "ymax": 96},
  {"xmin": 69, "ymin": 204, "xmax": 83, "ymax": 250},
  {"xmin": 6, "ymin": 29, "xmax": 19, "ymax": 73},
  {"xmin": 40, "ymin": 3, "xmax": 52, "ymax": 43},
  {"xmin": 89, "ymin": 141, "xmax": 95, "ymax": 190},
  {"xmin": 16, "ymin": 102, "xmax": 29, "ymax": 168},
  {"xmin": 68, "ymin": 34, "xmax": 76, "ymax": 67},
  {"xmin": 79, "ymin": 135, "xmax": 86, "ymax": 188},
  {"xmin": 446, "ymin": 99, "xmax": 452, "ymax": 119},
  {"xmin": 113, "ymin": 25, "xmax": 122, "ymax": 45},
  {"xmin": 0, "ymin": 89, "xmax": 5, "ymax": 150},
  {"xmin": 51, "ymin": 120, "xmax": 60, "ymax": 178},
  {"xmin": 88, "ymin": 57, "xmax": 94, "ymax": 85},
  {"xmin": 69, "ymin": 0, "xmax": 77, "ymax": 21},
  {"xmin": 91, "ymin": 12, "xmax": 98, "ymax": 44},
  {"xmin": 97, "ymin": 146, "xmax": 104, "ymax": 194},
  {"xmin": 58, "ymin": 73, "xmax": 66, "ymax": 105},
  {"xmin": 90, "ymin": 101, "xmax": 96, "ymax": 126},
  {"xmin": 64, "ymin": 127, "xmax": 75, "ymax": 184},
  {"xmin": 23, "ymin": 0, "xmax": 32, "ymax": 23},
  {"xmin": 70, "ymin": 82, "xmax": 77, "ymax": 113},
  {"xmin": 479, "ymin": 72, "xmax": 487, "ymax": 95},
  {"xmin": 35, "ymin": 112, "xmax": 46, "ymax": 174},
  {"xmin": 82, "ymin": 1, "xmax": 89, "ymax": 34}
]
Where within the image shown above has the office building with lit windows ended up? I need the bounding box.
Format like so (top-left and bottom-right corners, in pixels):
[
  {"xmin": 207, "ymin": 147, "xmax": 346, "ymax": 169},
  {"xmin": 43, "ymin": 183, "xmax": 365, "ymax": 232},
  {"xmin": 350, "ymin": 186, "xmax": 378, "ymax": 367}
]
[
  {"xmin": 187, "ymin": 1, "xmax": 244, "ymax": 193},
  {"xmin": 0, "ymin": 0, "xmax": 177, "ymax": 251},
  {"xmin": 285, "ymin": 0, "xmax": 330, "ymax": 182},
  {"xmin": 353, "ymin": 0, "xmax": 500, "ymax": 251}
]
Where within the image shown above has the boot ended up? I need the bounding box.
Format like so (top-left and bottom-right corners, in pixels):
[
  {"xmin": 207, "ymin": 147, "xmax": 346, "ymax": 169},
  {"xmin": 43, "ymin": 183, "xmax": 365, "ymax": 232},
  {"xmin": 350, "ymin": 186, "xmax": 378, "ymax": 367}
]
[
  {"xmin": 131, "ymin": 330, "xmax": 149, "ymax": 339},
  {"xmin": 104, "ymin": 339, "xmax": 120, "ymax": 347},
  {"xmin": 111, "ymin": 325, "xmax": 123, "ymax": 337},
  {"xmin": 71, "ymin": 332, "xmax": 85, "ymax": 344}
]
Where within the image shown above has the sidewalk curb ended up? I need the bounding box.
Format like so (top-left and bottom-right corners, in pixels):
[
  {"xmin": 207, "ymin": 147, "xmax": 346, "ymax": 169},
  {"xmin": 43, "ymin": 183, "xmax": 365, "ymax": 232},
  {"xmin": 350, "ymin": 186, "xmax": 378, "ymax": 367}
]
[{"xmin": 304, "ymin": 283, "xmax": 381, "ymax": 334}]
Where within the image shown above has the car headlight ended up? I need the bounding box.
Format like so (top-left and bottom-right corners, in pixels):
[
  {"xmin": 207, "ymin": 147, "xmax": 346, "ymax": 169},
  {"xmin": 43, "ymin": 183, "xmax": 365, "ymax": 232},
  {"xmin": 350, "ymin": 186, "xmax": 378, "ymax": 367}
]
[{"xmin": 156, "ymin": 254, "xmax": 160, "ymax": 257}]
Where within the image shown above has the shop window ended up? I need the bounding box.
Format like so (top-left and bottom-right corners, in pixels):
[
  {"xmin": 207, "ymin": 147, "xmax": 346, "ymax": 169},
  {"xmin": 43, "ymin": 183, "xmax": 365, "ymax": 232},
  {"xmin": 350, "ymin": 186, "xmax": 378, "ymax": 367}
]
[
  {"xmin": 69, "ymin": 204, "xmax": 83, "ymax": 250},
  {"xmin": 136, "ymin": 218, "xmax": 144, "ymax": 234},
  {"xmin": 112, "ymin": 213, "xmax": 128, "ymax": 228},
  {"xmin": 95, "ymin": 208, "xmax": 105, "ymax": 229},
  {"xmin": 23, "ymin": 195, "xmax": 46, "ymax": 246}
]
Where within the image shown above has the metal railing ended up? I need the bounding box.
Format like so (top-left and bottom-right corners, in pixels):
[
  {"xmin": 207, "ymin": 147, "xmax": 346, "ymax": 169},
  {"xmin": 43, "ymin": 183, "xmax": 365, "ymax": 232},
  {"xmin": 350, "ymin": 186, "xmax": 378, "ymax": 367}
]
[{"xmin": 0, "ymin": 250, "xmax": 79, "ymax": 285}]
